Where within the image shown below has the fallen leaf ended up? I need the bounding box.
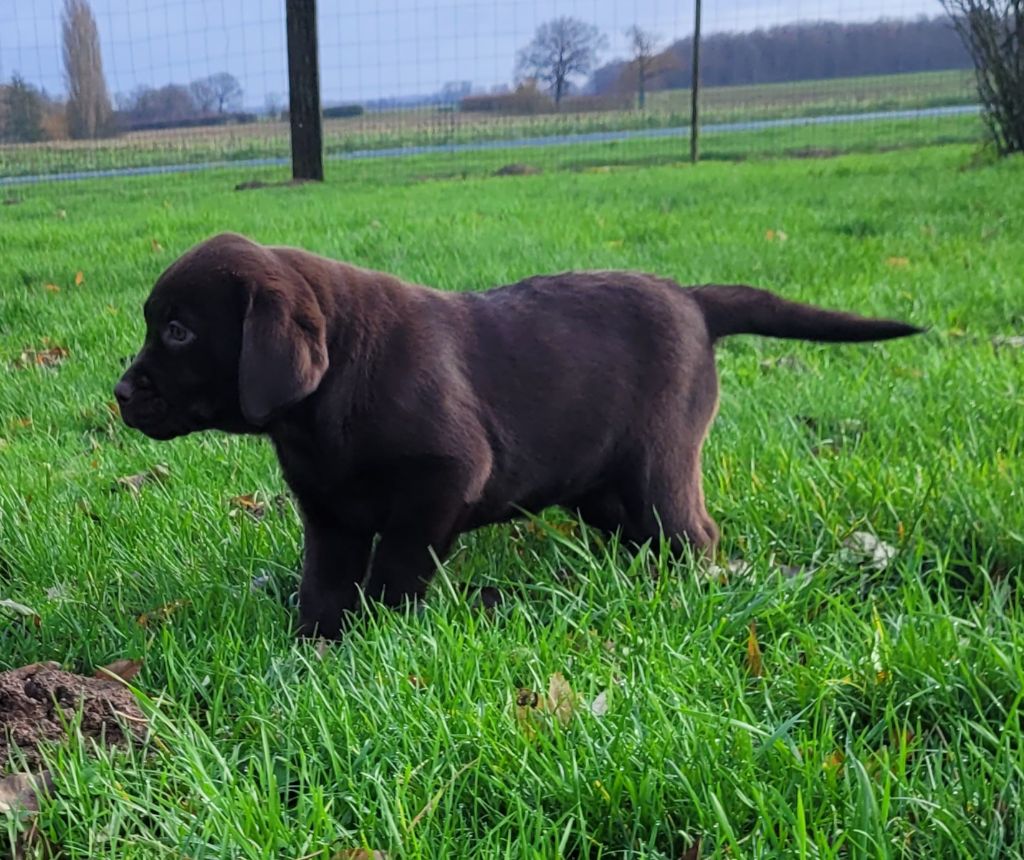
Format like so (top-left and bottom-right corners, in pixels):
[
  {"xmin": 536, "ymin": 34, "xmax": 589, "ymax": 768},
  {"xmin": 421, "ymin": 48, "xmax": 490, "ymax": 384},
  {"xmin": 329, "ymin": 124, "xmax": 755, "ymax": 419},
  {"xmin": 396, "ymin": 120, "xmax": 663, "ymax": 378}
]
[
  {"xmin": 765, "ymin": 228, "xmax": 788, "ymax": 242},
  {"xmin": 992, "ymin": 335, "xmax": 1024, "ymax": 349},
  {"xmin": 74, "ymin": 271, "xmax": 84, "ymax": 286},
  {"xmin": 229, "ymin": 493, "xmax": 266, "ymax": 519},
  {"xmin": 841, "ymin": 531, "xmax": 897, "ymax": 571},
  {"xmin": 546, "ymin": 672, "xmax": 577, "ymax": 727},
  {"xmin": 746, "ymin": 621, "xmax": 764, "ymax": 677},
  {"xmin": 94, "ymin": 659, "xmax": 143, "ymax": 684},
  {"xmin": 150, "ymin": 239, "xmax": 163, "ymax": 253},
  {"xmin": 589, "ymin": 689, "xmax": 609, "ymax": 717},
  {"xmin": 0, "ymin": 772, "xmax": 52, "ymax": 815},
  {"xmin": 114, "ymin": 463, "xmax": 170, "ymax": 494},
  {"xmin": 13, "ymin": 417, "xmax": 32, "ymax": 429},
  {"xmin": 0, "ymin": 599, "xmax": 40, "ymax": 628},
  {"xmin": 15, "ymin": 346, "xmax": 69, "ymax": 369},
  {"xmin": 43, "ymin": 283, "xmax": 60, "ymax": 293},
  {"xmin": 250, "ymin": 572, "xmax": 273, "ymax": 591},
  {"xmin": 823, "ymin": 750, "xmax": 845, "ymax": 772},
  {"xmin": 679, "ymin": 838, "xmax": 703, "ymax": 860},
  {"xmin": 332, "ymin": 851, "xmax": 388, "ymax": 860},
  {"xmin": 136, "ymin": 598, "xmax": 189, "ymax": 627},
  {"xmin": 886, "ymin": 256, "xmax": 910, "ymax": 268}
]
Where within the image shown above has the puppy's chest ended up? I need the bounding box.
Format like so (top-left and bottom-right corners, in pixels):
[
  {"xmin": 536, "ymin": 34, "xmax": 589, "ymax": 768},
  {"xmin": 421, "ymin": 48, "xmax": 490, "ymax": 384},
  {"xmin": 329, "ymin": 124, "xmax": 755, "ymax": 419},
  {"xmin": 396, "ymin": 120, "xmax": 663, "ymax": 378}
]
[{"xmin": 272, "ymin": 437, "xmax": 386, "ymax": 530}]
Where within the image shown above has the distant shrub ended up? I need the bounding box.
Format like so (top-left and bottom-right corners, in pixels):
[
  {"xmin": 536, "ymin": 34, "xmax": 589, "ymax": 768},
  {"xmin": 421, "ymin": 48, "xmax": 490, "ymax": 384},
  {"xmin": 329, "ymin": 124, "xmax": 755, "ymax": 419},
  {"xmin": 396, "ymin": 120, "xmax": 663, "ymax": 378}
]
[
  {"xmin": 323, "ymin": 104, "xmax": 364, "ymax": 118},
  {"xmin": 461, "ymin": 83, "xmax": 631, "ymax": 115},
  {"xmin": 460, "ymin": 81, "xmax": 552, "ymax": 114}
]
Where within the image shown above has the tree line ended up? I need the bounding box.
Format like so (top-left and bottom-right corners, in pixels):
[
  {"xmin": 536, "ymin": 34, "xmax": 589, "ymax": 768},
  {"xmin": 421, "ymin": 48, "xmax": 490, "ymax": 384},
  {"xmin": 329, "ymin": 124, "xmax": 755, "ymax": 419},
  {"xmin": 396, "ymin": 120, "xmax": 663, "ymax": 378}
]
[
  {"xmin": 0, "ymin": 0, "xmax": 249, "ymax": 144},
  {"xmin": 589, "ymin": 16, "xmax": 972, "ymax": 97}
]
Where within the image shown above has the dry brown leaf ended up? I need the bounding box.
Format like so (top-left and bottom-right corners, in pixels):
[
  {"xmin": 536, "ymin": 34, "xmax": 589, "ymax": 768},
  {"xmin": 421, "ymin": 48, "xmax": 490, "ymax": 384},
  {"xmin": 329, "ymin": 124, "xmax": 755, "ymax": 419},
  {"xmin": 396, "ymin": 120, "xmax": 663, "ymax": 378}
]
[
  {"xmin": 823, "ymin": 750, "xmax": 845, "ymax": 772},
  {"xmin": 150, "ymin": 239, "xmax": 163, "ymax": 253},
  {"xmin": 43, "ymin": 283, "xmax": 60, "ymax": 293},
  {"xmin": 515, "ymin": 673, "xmax": 579, "ymax": 737},
  {"xmin": 94, "ymin": 659, "xmax": 143, "ymax": 684},
  {"xmin": 0, "ymin": 599, "xmax": 41, "ymax": 628},
  {"xmin": 74, "ymin": 271, "xmax": 84, "ymax": 286},
  {"xmin": 15, "ymin": 346, "xmax": 69, "ymax": 369},
  {"xmin": 0, "ymin": 770, "xmax": 55, "ymax": 860},
  {"xmin": 746, "ymin": 621, "xmax": 764, "ymax": 677},
  {"xmin": 885, "ymin": 256, "xmax": 910, "ymax": 268},
  {"xmin": 679, "ymin": 837, "xmax": 703, "ymax": 860},
  {"xmin": 114, "ymin": 463, "xmax": 170, "ymax": 494},
  {"xmin": 546, "ymin": 672, "xmax": 577, "ymax": 726},
  {"xmin": 229, "ymin": 493, "xmax": 266, "ymax": 519},
  {"xmin": 136, "ymin": 599, "xmax": 189, "ymax": 627},
  {"xmin": 765, "ymin": 228, "xmax": 788, "ymax": 242},
  {"xmin": 0, "ymin": 772, "xmax": 50, "ymax": 813}
]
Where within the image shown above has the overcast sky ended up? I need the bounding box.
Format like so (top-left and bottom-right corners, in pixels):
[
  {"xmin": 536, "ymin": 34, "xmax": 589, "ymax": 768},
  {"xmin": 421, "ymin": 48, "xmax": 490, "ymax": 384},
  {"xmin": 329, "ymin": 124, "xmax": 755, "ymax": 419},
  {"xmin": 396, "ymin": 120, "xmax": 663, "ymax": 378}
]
[{"xmin": 1, "ymin": 0, "xmax": 944, "ymax": 107}]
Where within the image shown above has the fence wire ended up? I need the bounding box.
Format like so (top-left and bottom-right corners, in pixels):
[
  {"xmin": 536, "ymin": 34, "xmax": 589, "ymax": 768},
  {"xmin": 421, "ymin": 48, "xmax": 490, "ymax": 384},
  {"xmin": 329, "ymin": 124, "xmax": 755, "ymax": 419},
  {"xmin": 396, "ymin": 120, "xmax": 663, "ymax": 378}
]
[{"xmin": 0, "ymin": 0, "xmax": 981, "ymax": 184}]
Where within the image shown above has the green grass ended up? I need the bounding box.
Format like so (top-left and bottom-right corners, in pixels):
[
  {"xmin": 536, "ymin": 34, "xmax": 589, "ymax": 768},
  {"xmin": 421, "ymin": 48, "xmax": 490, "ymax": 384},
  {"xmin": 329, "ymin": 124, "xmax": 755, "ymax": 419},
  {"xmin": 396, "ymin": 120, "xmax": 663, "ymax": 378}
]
[
  {"xmin": 0, "ymin": 69, "xmax": 979, "ymax": 179},
  {"xmin": 2, "ymin": 140, "xmax": 1023, "ymax": 858}
]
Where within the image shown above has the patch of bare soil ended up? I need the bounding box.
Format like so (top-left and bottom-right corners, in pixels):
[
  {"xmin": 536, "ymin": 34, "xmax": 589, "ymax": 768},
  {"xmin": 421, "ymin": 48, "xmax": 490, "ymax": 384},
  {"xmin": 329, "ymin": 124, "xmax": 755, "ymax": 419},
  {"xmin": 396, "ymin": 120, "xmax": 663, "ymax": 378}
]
[{"xmin": 1, "ymin": 663, "xmax": 146, "ymax": 770}]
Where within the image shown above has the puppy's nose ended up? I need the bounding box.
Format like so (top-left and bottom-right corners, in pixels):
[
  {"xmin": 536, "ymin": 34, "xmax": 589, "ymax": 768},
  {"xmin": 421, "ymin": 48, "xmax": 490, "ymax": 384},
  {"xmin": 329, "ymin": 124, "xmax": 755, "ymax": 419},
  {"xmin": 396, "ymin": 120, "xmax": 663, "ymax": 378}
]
[{"xmin": 114, "ymin": 378, "xmax": 135, "ymax": 405}]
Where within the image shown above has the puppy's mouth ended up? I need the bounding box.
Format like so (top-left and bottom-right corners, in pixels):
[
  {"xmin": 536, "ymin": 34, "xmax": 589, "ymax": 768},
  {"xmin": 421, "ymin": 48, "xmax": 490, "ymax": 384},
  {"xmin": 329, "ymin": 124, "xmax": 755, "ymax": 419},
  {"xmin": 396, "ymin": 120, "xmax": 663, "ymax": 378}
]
[{"xmin": 119, "ymin": 395, "xmax": 190, "ymax": 440}]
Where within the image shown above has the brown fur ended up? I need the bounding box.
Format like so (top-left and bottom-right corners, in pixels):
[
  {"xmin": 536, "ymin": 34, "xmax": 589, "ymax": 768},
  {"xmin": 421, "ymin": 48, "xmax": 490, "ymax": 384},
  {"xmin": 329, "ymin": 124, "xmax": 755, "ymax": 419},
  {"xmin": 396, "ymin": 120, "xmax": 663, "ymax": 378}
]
[{"xmin": 115, "ymin": 232, "xmax": 923, "ymax": 637}]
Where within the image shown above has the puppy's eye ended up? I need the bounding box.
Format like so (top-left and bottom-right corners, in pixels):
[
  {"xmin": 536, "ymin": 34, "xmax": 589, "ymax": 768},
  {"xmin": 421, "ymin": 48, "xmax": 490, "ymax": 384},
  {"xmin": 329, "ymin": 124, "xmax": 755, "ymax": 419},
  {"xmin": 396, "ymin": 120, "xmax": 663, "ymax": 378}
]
[{"xmin": 163, "ymin": 320, "xmax": 195, "ymax": 346}]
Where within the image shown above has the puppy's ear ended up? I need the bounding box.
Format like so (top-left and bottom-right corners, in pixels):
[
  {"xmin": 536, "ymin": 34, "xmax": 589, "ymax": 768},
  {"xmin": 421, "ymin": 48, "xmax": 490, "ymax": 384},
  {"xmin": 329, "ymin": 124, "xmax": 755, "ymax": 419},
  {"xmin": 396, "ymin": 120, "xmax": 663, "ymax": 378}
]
[{"xmin": 239, "ymin": 279, "xmax": 329, "ymax": 426}]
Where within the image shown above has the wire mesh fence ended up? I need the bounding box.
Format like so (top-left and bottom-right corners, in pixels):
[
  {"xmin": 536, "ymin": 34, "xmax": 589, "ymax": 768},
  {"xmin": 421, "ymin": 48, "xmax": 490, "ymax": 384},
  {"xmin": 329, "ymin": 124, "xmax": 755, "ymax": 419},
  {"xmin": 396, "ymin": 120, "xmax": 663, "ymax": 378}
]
[{"xmin": 0, "ymin": 0, "xmax": 982, "ymax": 185}]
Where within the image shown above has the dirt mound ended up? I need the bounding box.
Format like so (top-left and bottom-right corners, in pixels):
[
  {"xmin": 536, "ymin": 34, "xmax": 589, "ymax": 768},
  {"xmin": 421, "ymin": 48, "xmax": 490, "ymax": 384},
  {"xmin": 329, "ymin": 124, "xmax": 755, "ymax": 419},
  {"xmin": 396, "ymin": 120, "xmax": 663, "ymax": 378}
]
[
  {"xmin": 493, "ymin": 163, "xmax": 541, "ymax": 176},
  {"xmin": 0, "ymin": 663, "xmax": 147, "ymax": 770}
]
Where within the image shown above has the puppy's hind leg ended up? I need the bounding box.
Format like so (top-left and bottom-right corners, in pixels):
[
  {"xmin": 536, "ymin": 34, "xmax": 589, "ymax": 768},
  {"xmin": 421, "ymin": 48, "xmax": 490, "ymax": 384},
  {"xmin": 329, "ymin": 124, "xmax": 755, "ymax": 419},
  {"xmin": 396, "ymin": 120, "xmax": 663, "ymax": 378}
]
[{"xmin": 620, "ymin": 444, "xmax": 719, "ymax": 559}]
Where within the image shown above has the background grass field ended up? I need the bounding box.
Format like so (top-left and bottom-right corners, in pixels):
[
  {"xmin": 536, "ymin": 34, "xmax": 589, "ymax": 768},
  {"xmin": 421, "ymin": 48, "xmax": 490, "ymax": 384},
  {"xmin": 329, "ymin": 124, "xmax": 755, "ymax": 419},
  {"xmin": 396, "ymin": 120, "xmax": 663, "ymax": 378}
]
[
  {"xmin": 1, "ymin": 139, "xmax": 1023, "ymax": 858},
  {"xmin": 0, "ymin": 70, "xmax": 978, "ymax": 179}
]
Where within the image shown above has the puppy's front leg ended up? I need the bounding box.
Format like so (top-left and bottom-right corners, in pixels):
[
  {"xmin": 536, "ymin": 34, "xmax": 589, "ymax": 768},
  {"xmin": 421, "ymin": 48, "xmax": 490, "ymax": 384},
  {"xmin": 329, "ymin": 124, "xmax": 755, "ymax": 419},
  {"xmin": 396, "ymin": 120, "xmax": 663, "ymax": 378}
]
[
  {"xmin": 362, "ymin": 471, "xmax": 468, "ymax": 608},
  {"xmin": 297, "ymin": 522, "xmax": 374, "ymax": 639}
]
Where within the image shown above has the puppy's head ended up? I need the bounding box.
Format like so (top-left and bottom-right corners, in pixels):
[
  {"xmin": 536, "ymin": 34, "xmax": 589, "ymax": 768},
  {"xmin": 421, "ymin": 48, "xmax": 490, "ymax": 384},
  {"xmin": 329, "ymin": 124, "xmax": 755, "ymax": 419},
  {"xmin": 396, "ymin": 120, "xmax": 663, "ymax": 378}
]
[{"xmin": 115, "ymin": 232, "xmax": 329, "ymax": 440}]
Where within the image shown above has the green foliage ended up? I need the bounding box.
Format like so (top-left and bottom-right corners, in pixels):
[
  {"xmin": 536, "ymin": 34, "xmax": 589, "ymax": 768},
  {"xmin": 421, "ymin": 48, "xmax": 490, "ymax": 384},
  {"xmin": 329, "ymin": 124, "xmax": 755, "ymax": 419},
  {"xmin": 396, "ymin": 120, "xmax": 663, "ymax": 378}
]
[{"xmin": 2, "ymin": 74, "xmax": 46, "ymax": 143}]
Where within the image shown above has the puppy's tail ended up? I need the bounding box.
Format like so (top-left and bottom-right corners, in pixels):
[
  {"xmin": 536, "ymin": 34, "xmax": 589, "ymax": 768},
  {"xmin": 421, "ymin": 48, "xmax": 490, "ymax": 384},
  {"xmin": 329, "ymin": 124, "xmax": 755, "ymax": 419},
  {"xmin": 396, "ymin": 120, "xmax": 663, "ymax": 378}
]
[{"xmin": 689, "ymin": 284, "xmax": 925, "ymax": 343}]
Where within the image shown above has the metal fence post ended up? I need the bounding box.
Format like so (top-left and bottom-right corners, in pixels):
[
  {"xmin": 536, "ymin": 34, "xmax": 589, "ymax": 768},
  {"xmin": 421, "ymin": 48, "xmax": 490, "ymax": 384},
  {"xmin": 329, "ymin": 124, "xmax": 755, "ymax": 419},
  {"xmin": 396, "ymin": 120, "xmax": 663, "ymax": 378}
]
[
  {"xmin": 286, "ymin": 0, "xmax": 324, "ymax": 181},
  {"xmin": 690, "ymin": 0, "xmax": 702, "ymax": 163}
]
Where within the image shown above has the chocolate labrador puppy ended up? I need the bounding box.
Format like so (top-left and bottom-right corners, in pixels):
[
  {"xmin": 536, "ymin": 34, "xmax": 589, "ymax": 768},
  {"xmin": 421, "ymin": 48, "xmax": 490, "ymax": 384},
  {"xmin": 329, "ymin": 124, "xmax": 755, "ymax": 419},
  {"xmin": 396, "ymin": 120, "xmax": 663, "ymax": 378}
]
[{"xmin": 115, "ymin": 232, "xmax": 922, "ymax": 637}]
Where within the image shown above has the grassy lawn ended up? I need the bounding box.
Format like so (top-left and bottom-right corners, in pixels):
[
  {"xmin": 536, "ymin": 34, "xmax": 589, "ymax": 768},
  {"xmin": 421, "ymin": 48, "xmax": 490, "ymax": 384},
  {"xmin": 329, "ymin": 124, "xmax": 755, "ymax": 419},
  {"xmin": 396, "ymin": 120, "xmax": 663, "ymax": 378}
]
[
  {"xmin": 1, "ymin": 140, "xmax": 1023, "ymax": 857},
  {"xmin": 0, "ymin": 69, "xmax": 978, "ymax": 179}
]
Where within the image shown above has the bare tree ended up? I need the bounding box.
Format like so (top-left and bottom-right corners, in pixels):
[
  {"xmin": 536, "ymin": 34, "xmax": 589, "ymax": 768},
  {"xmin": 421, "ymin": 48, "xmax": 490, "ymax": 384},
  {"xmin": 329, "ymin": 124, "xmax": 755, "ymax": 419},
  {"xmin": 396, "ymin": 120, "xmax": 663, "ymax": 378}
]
[
  {"xmin": 189, "ymin": 78, "xmax": 217, "ymax": 114},
  {"xmin": 264, "ymin": 91, "xmax": 285, "ymax": 119},
  {"xmin": 625, "ymin": 25, "xmax": 660, "ymax": 110},
  {"xmin": 62, "ymin": 0, "xmax": 113, "ymax": 138},
  {"xmin": 213, "ymin": 73, "xmax": 242, "ymax": 114},
  {"xmin": 516, "ymin": 17, "xmax": 608, "ymax": 107},
  {"xmin": 941, "ymin": 0, "xmax": 1023, "ymax": 155}
]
